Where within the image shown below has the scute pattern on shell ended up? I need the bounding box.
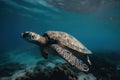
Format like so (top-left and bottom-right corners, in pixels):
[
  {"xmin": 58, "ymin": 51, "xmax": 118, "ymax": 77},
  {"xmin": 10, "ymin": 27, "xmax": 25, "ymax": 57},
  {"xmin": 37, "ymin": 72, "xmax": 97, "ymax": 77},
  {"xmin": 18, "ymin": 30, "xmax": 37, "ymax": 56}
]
[{"xmin": 45, "ymin": 31, "xmax": 92, "ymax": 54}]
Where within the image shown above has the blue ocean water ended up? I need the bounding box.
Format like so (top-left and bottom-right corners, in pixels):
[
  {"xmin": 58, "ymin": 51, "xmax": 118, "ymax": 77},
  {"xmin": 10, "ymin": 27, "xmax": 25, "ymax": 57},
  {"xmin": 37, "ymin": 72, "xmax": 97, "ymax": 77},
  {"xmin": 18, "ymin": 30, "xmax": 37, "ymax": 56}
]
[{"xmin": 0, "ymin": 0, "xmax": 120, "ymax": 80}]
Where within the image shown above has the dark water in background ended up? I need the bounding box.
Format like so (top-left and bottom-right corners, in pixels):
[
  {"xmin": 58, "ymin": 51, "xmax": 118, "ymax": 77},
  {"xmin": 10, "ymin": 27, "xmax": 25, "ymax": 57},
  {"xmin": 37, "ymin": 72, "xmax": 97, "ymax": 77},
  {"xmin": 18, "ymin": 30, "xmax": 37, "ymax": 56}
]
[{"xmin": 0, "ymin": 0, "xmax": 120, "ymax": 80}]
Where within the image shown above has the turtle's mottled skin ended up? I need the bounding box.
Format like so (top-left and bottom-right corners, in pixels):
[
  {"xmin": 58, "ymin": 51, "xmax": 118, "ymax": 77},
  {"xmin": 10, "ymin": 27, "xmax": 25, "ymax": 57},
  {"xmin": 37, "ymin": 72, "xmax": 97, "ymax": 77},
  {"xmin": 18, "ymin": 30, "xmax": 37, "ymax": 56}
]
[
  {"xmin": 45, "ymin": 31, "xmax": 92, "ymax": 54},
  {"xmin": 21, "ymin": 31, "xmax": 92, "ymax": 71}
]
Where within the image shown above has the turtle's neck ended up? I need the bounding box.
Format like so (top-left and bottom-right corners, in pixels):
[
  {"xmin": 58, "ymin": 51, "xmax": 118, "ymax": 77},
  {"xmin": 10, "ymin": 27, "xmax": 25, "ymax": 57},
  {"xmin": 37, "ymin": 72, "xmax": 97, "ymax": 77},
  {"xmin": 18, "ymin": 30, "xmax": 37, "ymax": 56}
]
[{"xmin": 34, "ymin": 36, "xmax": 47, "ymax": 47}]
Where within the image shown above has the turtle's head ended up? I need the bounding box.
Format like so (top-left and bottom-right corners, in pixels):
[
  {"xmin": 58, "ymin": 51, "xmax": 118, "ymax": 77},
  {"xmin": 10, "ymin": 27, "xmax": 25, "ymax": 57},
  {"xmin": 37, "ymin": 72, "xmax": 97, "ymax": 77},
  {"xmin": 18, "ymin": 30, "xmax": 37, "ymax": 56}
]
[{"xmin": 21, "ymin": 31, "xmax": 46, "ymax": 45}]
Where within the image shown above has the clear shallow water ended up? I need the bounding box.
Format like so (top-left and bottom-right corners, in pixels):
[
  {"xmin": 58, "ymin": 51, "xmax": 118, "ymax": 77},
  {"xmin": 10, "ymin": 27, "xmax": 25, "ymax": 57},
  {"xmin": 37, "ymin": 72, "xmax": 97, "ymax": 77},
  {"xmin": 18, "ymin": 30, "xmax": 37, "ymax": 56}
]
[{"xmin": 0, "ymin": 0, "xmax": 120, "ymax": 80}]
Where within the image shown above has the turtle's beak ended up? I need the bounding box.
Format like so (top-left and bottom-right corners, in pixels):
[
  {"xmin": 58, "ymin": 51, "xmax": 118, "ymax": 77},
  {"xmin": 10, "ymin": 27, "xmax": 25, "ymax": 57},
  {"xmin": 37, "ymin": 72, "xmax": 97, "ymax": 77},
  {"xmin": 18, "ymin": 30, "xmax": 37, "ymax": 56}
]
[{"xmin": 21, "ymin": 32, "xmax": 29, "ymax": 38}]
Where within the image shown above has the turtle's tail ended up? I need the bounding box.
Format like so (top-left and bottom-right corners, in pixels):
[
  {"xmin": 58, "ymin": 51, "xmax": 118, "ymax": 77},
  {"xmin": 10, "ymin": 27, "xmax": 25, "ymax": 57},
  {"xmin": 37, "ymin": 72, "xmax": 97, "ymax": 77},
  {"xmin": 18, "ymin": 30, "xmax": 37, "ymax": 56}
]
[{"xmin": 87, "ymin": 55, "xmax": 92, "ymax": 65}]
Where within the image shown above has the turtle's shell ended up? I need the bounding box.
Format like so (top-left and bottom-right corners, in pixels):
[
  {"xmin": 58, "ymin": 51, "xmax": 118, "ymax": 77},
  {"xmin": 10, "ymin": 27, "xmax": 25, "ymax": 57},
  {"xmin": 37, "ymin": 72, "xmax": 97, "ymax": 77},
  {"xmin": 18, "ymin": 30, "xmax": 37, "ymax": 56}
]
[{"xmin": 45, "ymin": 31, "xmax": 92, "ymax": 54}]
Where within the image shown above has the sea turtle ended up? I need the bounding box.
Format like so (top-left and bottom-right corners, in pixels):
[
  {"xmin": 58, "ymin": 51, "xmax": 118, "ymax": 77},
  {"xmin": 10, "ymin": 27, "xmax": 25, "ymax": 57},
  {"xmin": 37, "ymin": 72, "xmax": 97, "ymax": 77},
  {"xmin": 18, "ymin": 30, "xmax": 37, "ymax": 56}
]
[{"xmin": 21, "ymin": 31, "xmax": 92, "ymax": 71}]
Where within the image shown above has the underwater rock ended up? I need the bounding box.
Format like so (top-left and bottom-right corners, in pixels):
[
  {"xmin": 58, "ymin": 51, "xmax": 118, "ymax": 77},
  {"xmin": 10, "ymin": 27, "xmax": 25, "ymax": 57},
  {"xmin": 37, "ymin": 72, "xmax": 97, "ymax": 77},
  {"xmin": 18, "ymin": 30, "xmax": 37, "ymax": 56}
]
[
  {"xmin": 15, "ymin": 55, "xmax": 120, "ymax": 80},
  {"xmin": 90, "ymin": 55, "xmax": 120, "ymax": 80},
  {"xmin": 51, "ymin": 63, "xmax": 77, "ymax": 80},
  {"xmin": 16, "ymin": 63, "xmax": 77, "ymax": 80},
  {"xmin": 0, "ymin": 63, "xmax": 25, "ymax": 77},
  {"xmin": 3, "ymin": 54, "xmax": 119, "ymax": 80},
  {"xmin": 77, "ymin": 72, "xmax": 96, "ymax": 80}
]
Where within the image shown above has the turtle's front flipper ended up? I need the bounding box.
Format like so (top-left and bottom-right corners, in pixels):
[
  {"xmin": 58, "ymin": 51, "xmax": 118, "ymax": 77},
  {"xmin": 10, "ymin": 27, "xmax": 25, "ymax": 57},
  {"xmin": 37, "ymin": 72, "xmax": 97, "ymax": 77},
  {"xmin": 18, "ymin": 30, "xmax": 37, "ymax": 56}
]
[
  {"xmin": 51, "ymin": 44, "xmax": 89, "ymax": 72},
  {"xmin": 40, "ymin": 48, "xmax": 48, "ymax": 59}
]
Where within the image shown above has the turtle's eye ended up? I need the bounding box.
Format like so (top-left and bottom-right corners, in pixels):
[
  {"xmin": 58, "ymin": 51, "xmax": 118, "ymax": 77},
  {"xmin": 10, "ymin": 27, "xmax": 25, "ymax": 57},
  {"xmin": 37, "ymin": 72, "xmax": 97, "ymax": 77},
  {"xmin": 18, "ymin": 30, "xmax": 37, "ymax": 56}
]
[{"xmin": 31, "ymin": 35, "xmax": 35, "ymax": 40}]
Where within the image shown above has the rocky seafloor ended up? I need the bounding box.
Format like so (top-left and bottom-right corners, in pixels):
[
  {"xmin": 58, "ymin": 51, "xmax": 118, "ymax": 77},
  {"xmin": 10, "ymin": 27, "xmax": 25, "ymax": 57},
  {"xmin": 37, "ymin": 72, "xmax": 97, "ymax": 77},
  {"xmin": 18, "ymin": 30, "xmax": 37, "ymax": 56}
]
[{"xmin": 0, "ymin": 54, "xmax": 120, "ymax": 80}]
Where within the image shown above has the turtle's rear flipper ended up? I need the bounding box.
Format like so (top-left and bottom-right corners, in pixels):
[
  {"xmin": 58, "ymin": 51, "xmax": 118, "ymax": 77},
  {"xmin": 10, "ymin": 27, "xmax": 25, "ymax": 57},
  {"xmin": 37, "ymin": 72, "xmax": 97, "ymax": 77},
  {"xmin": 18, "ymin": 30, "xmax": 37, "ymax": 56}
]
[
  {"xmin": 51, "ymin": 44, "xmax": 89, "ymax": 72},
  {"xmin": 87, "ymin": 55, "xmax": 92, "ymax": 65}
]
